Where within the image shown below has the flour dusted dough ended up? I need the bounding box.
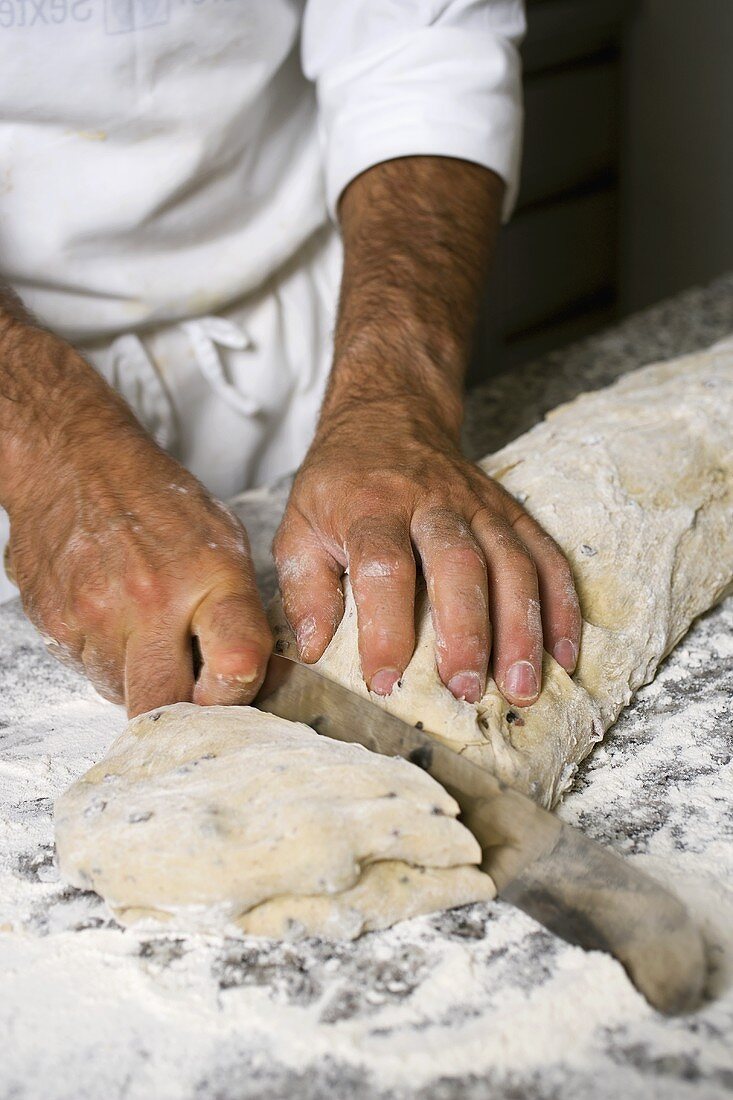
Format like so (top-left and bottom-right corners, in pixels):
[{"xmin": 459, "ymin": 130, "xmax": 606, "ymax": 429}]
[
  {"xmin": 272, "ymin": 341, "xmax": 733, "ymax": 807},
  {"xmin": 55, "ymin": 703, "xmax": 494, "ymax": 937}
]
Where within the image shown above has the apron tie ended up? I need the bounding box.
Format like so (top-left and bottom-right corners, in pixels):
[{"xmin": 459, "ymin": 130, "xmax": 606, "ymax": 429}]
[
  {"xmin": 106, "ymin": 316, "xmax": 262, "ymax": 454},
  {"xmin": 181, "ymin": 316, "xmax": 262, "ymax": 418}
]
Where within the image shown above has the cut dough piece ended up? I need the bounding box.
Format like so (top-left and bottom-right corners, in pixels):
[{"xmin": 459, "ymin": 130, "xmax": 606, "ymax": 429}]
[
  {"xmin": 238, "ymin": 862, "xmax": 492, "ymax": 940},
  {"xmin": 271, "ymin": 341, "xmax": 733, "ymax": 807},
  {"xmin": 55, "ymin": 703, "xmax": 494, "ymax": 937}
]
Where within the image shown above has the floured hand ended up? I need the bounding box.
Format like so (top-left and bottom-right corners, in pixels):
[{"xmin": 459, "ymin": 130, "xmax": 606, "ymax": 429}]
[
  {"xmin": 274, "ymin": 403, "xmax": 580, "ymax": 709},
  {"xmin": 0, "ymin": 321, "xmax": 272, "ymax": 716}
]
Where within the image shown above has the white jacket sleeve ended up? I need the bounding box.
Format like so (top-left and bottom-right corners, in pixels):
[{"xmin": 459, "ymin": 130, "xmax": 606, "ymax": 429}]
[{"xmin": 301, "ymin": 0, "xmax": 526, "ymax": 223}]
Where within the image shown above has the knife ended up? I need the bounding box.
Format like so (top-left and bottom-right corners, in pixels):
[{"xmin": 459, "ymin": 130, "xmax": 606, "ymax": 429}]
[{"xmin": 255, "ymin": 652, "xmax": 706, "ymax": 1016}]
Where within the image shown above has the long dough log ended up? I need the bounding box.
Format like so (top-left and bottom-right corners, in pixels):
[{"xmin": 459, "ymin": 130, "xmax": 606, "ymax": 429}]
[{"xmin": 271, "ymin": 341, "xmax": 733, "ymax": 807}]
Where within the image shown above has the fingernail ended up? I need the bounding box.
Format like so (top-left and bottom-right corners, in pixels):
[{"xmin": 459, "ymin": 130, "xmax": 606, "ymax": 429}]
[
  {"xmin": 370, "ymin": 668, "xmax": 401, "ymax": 696},
  {"xmin": 503, "ymin": 660, "xmax": 539, "ymax": 702},
  {"xmin": 296, "ymin": 616, "xmax": 317, "ymax": 660},
  {"xmin": 553, "ymin": 637, "xmax": 578, "ymax": 672},
  {"xmin": 447, "ymin": 671, "xmax": 483, "ymax": 704}
]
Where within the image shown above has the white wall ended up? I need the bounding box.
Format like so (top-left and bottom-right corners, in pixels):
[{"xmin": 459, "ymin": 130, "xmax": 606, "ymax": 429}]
[{"xmin": 619, "ymin": 0, "xmax": 733, "ymax": 312}]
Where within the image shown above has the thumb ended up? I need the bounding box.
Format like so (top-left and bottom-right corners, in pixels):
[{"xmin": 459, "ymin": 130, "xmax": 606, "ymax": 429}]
[{"xmin": 192, "ymin": 585, "xmax": 273, "ymax": 706}]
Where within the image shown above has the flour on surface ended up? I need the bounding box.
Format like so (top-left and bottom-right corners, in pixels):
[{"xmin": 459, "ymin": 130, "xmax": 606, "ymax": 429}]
[{"xmin": 3, "ymin": 299, "xmax": 733, "ymax": 1095}]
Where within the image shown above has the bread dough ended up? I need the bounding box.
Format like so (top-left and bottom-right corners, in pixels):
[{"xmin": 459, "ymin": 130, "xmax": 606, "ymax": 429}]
[
  {"xmin": 55, "ymin": 703, "xmax": 494, "ymax": 938},
  {"xmin": 271, "ymin": 341, "xmax": 733, "ymax": 807}
]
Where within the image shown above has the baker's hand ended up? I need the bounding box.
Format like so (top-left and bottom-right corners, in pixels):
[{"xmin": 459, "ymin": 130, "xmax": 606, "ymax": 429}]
[
  {"xmin": 2, "ymin": 326, "xmax": 272, "ymax": 718},
  {"xmin": 274, "ymin": 405, "xmax": 580, "ymax": 708}
]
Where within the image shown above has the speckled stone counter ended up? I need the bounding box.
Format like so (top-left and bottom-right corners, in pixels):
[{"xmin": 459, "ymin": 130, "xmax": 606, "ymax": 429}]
[{"xmin": 1, "ymin": 275, "xmax": 732, "ymax": 1100}]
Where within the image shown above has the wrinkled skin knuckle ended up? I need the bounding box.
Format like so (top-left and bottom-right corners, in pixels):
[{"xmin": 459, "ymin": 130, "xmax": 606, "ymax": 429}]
[
  {"xmin": 73, "ymin": 588, "xmax": 114, "ymax": 628},
  {"xmin": 353, "ymin": 554, "xmax": 405, "ymax": 584},
  {"xmin": 475, "ymin": 512, "xmax": 511, "ymax": 552},
  {"xmin": 414, "ymin": 505, "xmax": 456, "ymax": 541},
  {"xmin": 123, "ymin": 566, "xmax": 167, "ymax": 608},
  {"xmin": 352, "ymin": 478, "xmax": 411, "ymax": 517},
  {"xmin": 346, "ymin": 496, "xmax": 381, "ymax": 528},
  {"xmin": 441, "ymin": 544, "xmax": 485, "ymax": 577},
  {"xmin": 349, "ymin": 511, "xmax": 406, "ymax": 548}
]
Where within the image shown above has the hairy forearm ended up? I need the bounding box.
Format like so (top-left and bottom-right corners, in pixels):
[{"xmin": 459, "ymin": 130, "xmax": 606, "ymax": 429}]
[
  {"xmin": 0, "ymin": 283, "xmax": 144, "ymax": 512},
  {"xmin": 320, "ymin": 156, "xmax": 504, "ymax": 441}
]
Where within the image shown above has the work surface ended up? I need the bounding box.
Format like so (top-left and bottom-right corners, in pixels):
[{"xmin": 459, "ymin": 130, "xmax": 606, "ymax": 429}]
[{"xmin": 1, "ymin": 276, "xmax": 732, "ymax": 1100}]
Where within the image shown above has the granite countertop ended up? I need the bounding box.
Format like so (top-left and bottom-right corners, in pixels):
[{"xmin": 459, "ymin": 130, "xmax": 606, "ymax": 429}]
[{"xmin": 1, "ymin": 275, "xmax": 732, "ymax": 1100}]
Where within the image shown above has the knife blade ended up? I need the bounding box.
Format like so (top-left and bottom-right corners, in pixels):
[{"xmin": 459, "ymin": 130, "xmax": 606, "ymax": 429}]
[{"xmin": 255, "ymin": 653, "xmax": 706, "ymax": 1016}]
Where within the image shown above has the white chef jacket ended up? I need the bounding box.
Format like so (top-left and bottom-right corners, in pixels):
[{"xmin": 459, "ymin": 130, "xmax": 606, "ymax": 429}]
[{"xmin": 0, "ymin": 0, "xmax": 525, "ymax": 602}]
